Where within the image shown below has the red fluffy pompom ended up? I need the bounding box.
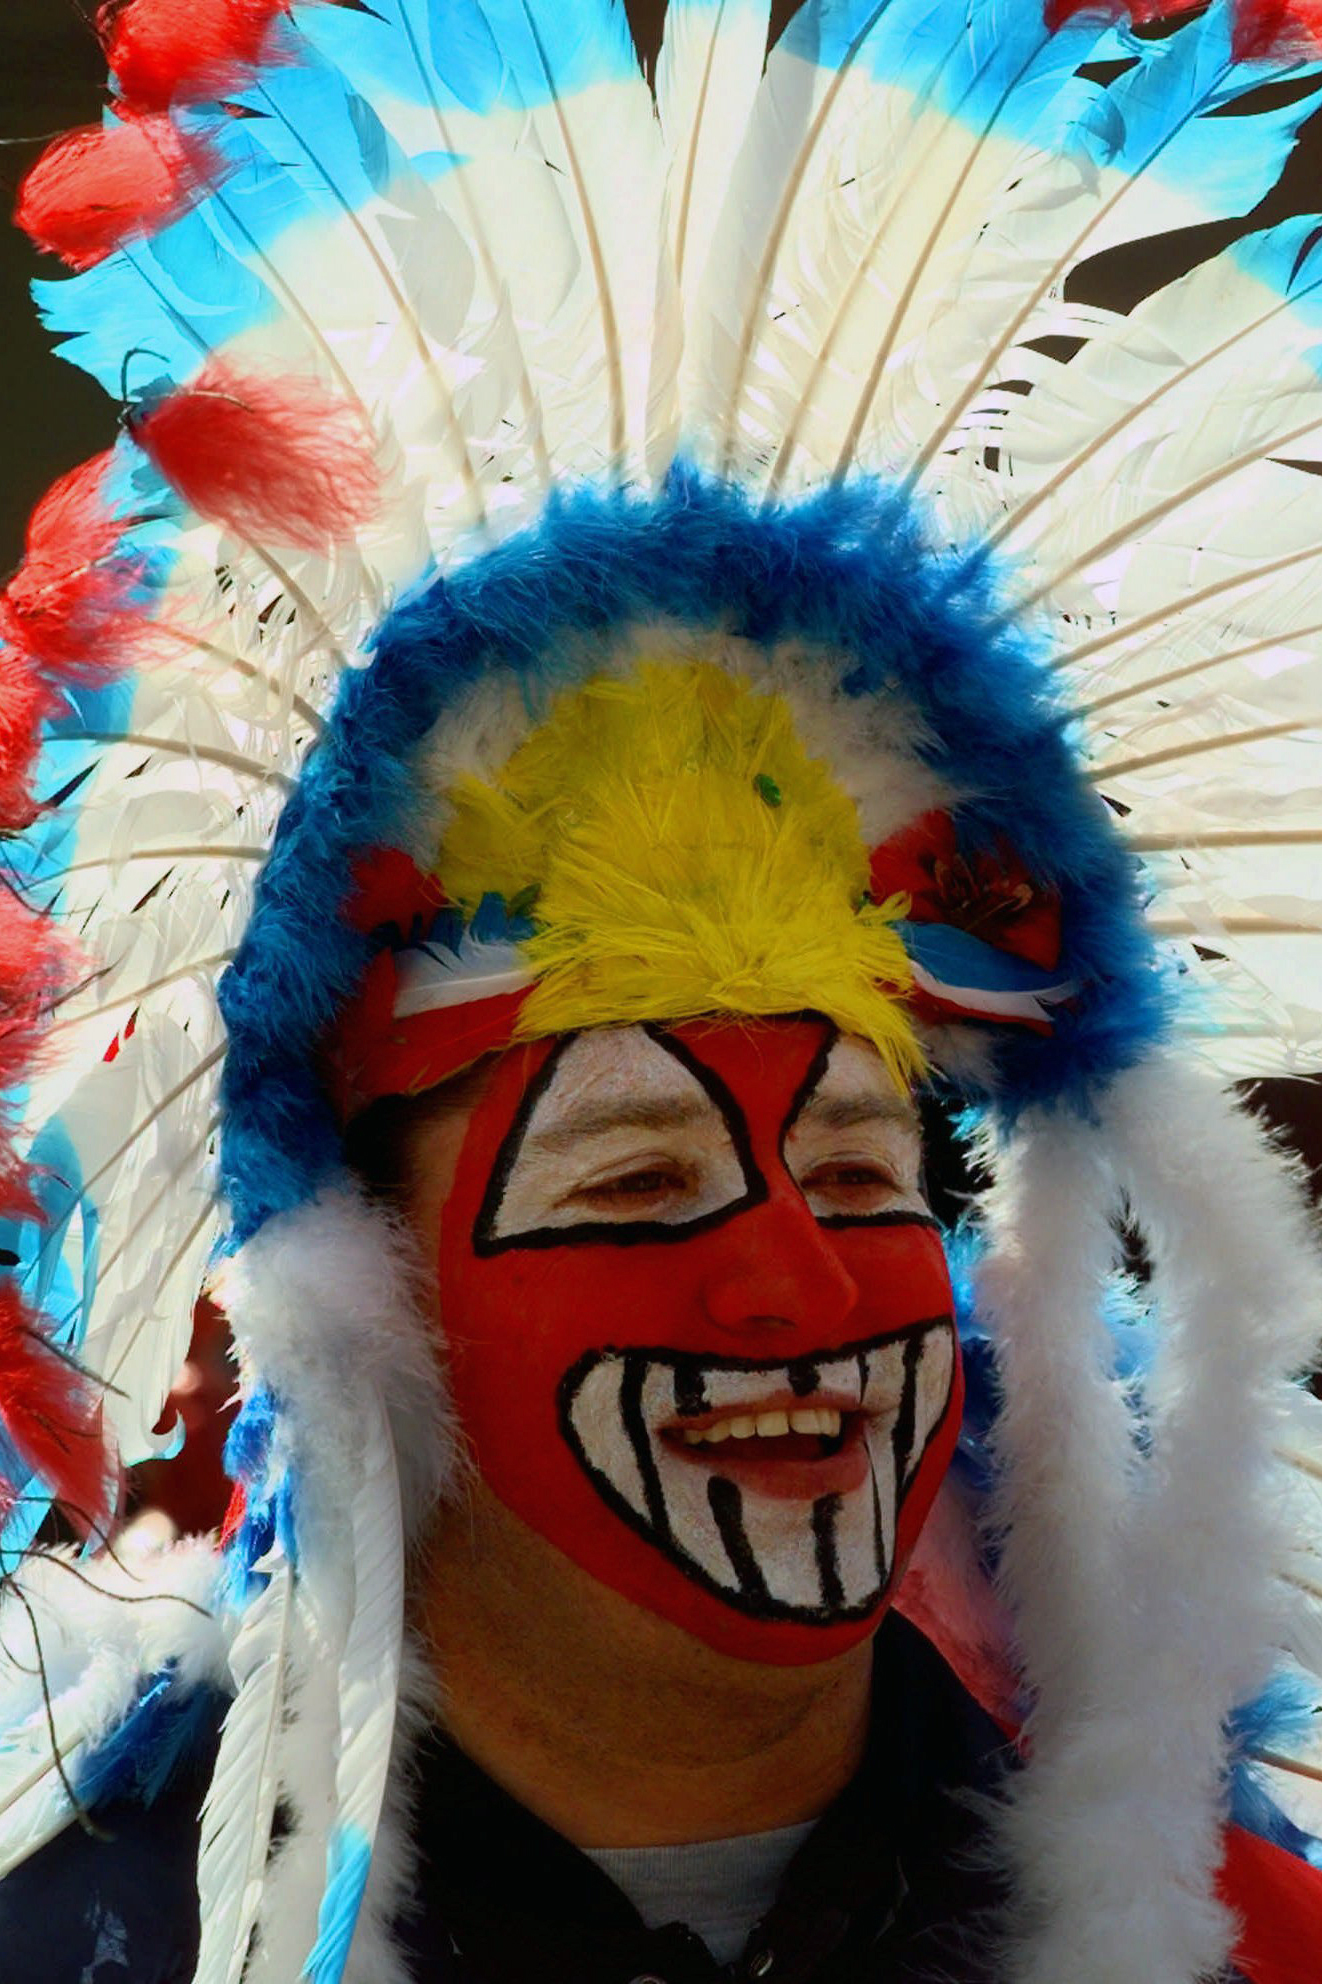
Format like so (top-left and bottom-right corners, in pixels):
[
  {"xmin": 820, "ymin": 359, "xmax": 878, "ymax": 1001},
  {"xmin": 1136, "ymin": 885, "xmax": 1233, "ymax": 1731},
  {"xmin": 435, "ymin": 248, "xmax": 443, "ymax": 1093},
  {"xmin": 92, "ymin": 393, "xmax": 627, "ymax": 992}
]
[
  {"xmin": 0, "ymin": 1285, "xmax": 112, "ymax": 1536},
  {"xmin": 1234, "ymin": 0, "xmax": 1322, "ymax": 54},
  {"xmin": 132, "ymin": 361, "xmax": 382, "ymax": 550},
  {"xmin": 15, "ymin": 112, "xmax": 222, "ymax": 271},
  {"xmin": 0, "ymin": 649, "xmax": 56, "ymax": 829},
  {"xmin": 100, "ymin": 0, "xmax": 291, "ymax": 108},
  {"xmin": 1, "ymin": 452, "xmax": 148, "ymax": 686}
]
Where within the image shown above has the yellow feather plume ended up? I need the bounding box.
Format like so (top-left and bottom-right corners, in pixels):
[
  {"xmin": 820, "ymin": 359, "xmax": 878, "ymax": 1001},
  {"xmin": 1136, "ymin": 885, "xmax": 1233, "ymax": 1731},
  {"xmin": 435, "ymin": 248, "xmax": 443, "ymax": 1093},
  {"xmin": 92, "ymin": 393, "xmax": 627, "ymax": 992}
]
[{"xmin": 437, "ymin": 661, "xmax": 923, "ymax": 1088}]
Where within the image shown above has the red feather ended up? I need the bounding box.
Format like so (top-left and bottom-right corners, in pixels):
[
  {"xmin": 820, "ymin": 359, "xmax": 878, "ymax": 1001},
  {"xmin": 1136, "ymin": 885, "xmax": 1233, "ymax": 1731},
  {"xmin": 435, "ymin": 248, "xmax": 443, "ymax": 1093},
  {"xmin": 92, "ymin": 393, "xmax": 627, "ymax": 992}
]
[
  {"xmin": 1234, "ymin": 0, "xmax": 1322, "ymax": 54},
  {"xmin": 1, "ymin": 452, "xmax": 148, "ymax": 686},
  {"xmin": 0, "ymin": 904, "xmax": 72, "ymax": 1203},
  {"xmin": 100, "ymin": 0, "xmax": 292, "ymax": 108},
  {"xmin": 15, "ymin": 112, "xmax": 223, "ymax": 271},
  {"xmin": 0, "ymin": 648, "xmax": 56, "ymax": 828},
  {"xmin": 1045, "ymin": 0, "xmax": 1322, "ymax": 44},
  {"xmin": 0, "ymin": 1285, "xmax": 112, "ymax": 1535},
  {"xmin": 132, "ymin": 361, "xmax": 381, "ymax": 550}
]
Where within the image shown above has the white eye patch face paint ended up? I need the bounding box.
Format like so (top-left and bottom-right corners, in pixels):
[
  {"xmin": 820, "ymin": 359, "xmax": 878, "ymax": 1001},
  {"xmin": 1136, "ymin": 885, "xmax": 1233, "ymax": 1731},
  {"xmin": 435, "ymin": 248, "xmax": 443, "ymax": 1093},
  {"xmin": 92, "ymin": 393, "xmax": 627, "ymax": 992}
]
[
  {"xmin": 477, "ymin": 1024, "xmax": 761, "ymax": 1249},
  {"xmin": 783, "ymin": 1031, "xmax": 928, "ymax": 1226}
]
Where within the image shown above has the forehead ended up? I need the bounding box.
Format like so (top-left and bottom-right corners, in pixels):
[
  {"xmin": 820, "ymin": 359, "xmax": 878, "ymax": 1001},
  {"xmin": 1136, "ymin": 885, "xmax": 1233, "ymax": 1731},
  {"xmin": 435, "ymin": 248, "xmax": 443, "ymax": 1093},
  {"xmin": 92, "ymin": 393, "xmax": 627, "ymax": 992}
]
[{"xmin": 512, "ymin": 1020, "xmax": 917, "ymax": 1150}]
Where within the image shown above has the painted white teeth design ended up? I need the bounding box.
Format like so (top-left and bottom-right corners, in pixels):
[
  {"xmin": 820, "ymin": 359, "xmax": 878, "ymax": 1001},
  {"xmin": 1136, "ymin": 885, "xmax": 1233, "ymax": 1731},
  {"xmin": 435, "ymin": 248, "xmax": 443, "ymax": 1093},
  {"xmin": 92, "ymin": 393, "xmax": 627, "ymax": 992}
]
[
  {"xmin": 561, "ymin": 1323, "xmax": 957, "ymax": 1620},
  {"xmin": 812, "ymin": 1354, "xmax": 867, "ymax": 1410}
]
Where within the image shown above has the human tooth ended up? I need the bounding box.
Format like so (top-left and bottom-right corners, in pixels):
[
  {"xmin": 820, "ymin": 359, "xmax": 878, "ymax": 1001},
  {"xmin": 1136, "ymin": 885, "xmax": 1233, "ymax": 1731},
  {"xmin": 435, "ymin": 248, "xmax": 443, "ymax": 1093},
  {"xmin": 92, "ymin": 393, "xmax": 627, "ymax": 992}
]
[
  {"xmin": 704, "ymin": 1420, "xmax": 732, "ymax": 1443},
  {"xmin": 683, "ymin": 1429, "xmax": 705, "ymax": 1445},
  {"xmin": 756, "ymin": 1411, "xmax": 790, "ymax": 1438},
  {"xmin": 819, "ymin": 1408, "xmax": 842, "ymax": 1438},
  {"xmin": 789, "ymin": 1409, "xmax": 820, "ymax": 1435},
  {"xmin": 729, "ymin": 1416, "xmax": 756, "ymax": 1439}
]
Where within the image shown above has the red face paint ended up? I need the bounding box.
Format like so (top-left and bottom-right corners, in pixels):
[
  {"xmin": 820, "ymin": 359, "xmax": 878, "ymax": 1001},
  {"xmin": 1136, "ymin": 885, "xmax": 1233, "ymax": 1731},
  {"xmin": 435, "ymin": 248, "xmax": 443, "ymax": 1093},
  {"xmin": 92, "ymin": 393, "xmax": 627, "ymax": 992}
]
[{"xmin": 439, "ymin": 1017, "xmax": 962, "ymax": 1665}]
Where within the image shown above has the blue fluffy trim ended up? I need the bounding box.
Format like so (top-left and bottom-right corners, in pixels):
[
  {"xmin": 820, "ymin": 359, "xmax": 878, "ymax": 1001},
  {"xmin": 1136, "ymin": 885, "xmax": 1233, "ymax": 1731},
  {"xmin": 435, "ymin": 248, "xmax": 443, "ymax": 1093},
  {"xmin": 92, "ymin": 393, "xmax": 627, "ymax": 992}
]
[
  {"xmin": 74, "ymin": 1663, "xmax": 224, "ymax": 1814},
  {"xmin": 223, "ymin": 1385, "xmax": 298, "ymax": 1599},
  {"xmin": 219, "ymin": 469, "xmax": 1168, "ymax": 1244}
]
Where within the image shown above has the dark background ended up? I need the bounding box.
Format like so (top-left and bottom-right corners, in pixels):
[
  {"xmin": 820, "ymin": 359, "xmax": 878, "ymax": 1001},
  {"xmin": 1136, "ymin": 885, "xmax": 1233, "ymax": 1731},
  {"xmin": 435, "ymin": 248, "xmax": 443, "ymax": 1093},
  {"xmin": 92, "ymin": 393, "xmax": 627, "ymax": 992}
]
[{"xmin": 2, "ymin": 0, "xmax": 1319, "ymax": 1184}]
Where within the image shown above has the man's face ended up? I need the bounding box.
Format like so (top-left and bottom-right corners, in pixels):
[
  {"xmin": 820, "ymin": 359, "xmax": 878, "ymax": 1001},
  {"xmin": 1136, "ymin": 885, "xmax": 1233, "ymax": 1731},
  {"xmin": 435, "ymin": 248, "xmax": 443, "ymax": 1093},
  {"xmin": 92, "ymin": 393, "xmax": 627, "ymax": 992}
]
[{"xmin": 435, "ymin": 1017, "xmax": 960, "ymax": 1665}]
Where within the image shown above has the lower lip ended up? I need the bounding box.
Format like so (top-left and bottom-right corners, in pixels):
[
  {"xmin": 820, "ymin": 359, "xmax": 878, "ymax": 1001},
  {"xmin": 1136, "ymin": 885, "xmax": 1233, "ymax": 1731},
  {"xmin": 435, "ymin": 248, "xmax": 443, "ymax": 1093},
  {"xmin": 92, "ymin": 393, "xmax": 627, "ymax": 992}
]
[{"xmin": 666, "ymin": 1416, "xmax": 873, "ymax": 1501}]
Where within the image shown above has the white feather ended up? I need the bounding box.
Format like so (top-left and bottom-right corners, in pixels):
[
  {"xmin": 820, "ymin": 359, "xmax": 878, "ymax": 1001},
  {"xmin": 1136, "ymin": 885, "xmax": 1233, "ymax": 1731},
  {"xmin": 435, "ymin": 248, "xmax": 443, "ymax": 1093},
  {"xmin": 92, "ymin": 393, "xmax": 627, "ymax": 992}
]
[
  {"xmin": 238, "ymin": 1642, "xmax": 341, "ymax": 1984},
  {"xmin": 657, "ymin": 0, "xmax": 771, "ymax": 399},
  {"xmin": 194, "ymin": 1555, "xmax": 297, "ymax": 1984},
  {"xmin": 303, "ymin": 1388, "xmax": 404, "ymax": 1982}
]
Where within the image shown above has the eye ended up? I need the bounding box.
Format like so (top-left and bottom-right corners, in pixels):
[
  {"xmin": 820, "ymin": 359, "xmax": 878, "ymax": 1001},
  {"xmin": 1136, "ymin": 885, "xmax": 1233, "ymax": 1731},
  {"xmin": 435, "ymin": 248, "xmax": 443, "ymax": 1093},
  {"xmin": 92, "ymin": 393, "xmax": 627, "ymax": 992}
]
[
  {"xmin": 560, "ymin": 1161, "xmax": 697, "ymax": 1219},
  {"xmin": 799, "ymin": 1159, "xmax": 904, "ymax": 1215}
]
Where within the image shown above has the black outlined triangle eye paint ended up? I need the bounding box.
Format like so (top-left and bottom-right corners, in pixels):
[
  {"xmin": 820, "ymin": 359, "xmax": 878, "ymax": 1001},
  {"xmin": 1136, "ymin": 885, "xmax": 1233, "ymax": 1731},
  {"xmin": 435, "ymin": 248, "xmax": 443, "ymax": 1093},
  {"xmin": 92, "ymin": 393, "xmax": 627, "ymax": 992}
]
[
  {"xmin": 474, "ymin": 1024, "xmax": 766, "ymax": 1254},
  {"xmin": 781, "ymin": 1029, "xmax": 937, "ymax": 1231}
]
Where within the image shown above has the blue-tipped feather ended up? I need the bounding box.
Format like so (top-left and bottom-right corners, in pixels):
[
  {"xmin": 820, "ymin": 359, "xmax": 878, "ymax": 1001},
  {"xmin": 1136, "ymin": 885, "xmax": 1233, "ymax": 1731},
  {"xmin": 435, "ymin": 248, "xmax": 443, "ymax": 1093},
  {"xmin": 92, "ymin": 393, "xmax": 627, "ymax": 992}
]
[
  {"xmin": 781, "ymin": 0, "xmax": 1320, "ymax": 210},
  {"xmin": 300, "ymin": 0, "xmax": 642, "ymax": 116},
  {"xmin": 0, "ymin": 1112, "xmax": 101, "ymax": 1571},
  {"xmin": 303, "ymin": 1823, "xmax": 373, "ymax": 1984}
]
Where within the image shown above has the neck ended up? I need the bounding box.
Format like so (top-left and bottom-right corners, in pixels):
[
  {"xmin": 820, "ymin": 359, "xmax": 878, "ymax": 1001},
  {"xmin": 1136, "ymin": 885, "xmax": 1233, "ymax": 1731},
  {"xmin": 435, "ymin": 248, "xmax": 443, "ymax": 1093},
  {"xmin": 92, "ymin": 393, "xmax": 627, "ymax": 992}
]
[{"xmin": 416, "ymin": 1478, "xmax": 874, "ymax": 1848}]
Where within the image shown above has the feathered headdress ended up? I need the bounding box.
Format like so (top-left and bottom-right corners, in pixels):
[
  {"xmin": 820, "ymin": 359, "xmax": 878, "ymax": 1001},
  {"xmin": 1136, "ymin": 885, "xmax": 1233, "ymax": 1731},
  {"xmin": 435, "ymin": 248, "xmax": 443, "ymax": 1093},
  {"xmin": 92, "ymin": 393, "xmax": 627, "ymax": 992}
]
[{"xmin": 2, "ymin": 3, "xmax": 1322, "ymax": 1980}]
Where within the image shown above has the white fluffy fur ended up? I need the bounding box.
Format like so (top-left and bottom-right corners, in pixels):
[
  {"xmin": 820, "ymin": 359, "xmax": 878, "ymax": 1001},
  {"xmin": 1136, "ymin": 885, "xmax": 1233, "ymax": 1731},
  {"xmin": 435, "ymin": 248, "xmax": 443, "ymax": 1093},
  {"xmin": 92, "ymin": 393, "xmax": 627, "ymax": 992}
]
[
  {"xmin": 0, "ymin": 1534, "xmax": 226, "ymax": 1876},
  {"xmin": 213, "ymin": 1186, "xmax": 459, "ymax": 1542},
  {"xmin": 975, "ymin": 1105, "xmax": 1138, "ymax": 1758},
  {"xmin": 979, "ymin": 1053, "xmax": 1322, "ymax": 1984}
]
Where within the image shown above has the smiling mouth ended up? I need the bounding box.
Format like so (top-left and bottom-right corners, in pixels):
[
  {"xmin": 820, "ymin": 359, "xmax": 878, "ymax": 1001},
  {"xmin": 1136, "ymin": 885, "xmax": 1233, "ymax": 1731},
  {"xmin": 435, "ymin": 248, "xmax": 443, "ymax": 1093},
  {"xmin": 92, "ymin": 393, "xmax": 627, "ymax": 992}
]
[{"xmin": 558, "ymin": 1320, "xmax": 956, "ymax": 1624}]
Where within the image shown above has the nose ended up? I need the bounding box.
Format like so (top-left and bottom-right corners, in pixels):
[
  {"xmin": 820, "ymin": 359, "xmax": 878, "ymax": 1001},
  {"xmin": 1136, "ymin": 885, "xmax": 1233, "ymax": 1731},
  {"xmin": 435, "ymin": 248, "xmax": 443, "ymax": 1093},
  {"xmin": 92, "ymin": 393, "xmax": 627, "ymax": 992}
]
[{"xmin": 700, "ymin": 1192, "xmax": 859, "ymax": 1341}]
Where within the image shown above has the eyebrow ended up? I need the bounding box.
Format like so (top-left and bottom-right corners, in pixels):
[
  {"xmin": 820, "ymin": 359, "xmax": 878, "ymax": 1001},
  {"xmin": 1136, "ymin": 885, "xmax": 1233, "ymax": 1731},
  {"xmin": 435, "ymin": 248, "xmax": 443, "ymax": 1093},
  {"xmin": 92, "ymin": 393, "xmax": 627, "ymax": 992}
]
[
  {"xmin": 521, "ymin": 1095, "xmax": 713, "ymax": 1155},
  {"xmin": 798, "ymin": 1092, "xmax": 920, "ymax": 1134}
]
